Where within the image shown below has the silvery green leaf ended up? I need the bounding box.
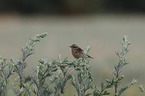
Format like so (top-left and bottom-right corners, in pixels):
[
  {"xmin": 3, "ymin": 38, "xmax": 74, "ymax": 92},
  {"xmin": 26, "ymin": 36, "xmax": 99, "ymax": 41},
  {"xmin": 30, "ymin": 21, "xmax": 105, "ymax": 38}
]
[{"xmin": 139, "ymin": 85, "xmax": 145, "ymax": 92}]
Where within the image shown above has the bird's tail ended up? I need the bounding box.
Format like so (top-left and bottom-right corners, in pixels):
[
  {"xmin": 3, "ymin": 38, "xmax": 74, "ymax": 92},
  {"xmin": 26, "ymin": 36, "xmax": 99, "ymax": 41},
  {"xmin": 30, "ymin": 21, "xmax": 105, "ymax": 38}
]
[{"xmin": 87, "ymin": 55, "xmax": 93, "ymax": 59}]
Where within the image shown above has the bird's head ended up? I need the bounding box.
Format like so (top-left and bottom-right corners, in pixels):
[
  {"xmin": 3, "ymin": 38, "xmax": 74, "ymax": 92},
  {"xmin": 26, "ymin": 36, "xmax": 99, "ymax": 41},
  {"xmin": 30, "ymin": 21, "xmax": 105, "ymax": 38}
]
[{"xmin": 69, "ymin": 44, "xmax": 79, "ymax": 48}]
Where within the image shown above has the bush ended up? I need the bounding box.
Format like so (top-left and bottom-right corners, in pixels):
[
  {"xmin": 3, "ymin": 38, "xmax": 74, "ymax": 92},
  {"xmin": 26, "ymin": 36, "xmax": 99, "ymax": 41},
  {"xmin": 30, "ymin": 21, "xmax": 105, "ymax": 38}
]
[{"xmin": 0, "ymin": 33, "xmax": 141, "ymax": 96}]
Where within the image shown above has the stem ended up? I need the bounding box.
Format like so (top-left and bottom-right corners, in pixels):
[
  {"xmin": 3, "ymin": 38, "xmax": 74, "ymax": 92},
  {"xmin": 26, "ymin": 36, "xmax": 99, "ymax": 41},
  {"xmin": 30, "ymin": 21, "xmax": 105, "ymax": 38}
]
[
  {"xmin": 115, "ymin": 71, "xmax": 119, "ymax": 96},
  {"xmin": 78, "ymin": 91, "xmax": 80, "ymax": 96},
  {"xmin": 19, "ymin": 60, "xmax": 25, "ymax": 96},
  {"xmin": 1, "ymin": 69, "xmax": 7, "ymax": 87},
  {"xmin": 37, "ymin": 68, "xmax": 49, "ymax": 95},
  {"xmin": 1, "ymin": 69, "xmax": 7, "ymax": 96},
  {"xmin": 99, "ymin": 87, "xmax": 106, "ymax": 96},
  {"xmin": 61, "ymin": 65, "xmax": 71, "ymax": 93},
  {"xmin": 115, "ymin": 83, "xmax": 118, "ymax": 96},
  {"xmin": 20, "ymin": 60, "xmax": 25, "ymax": 87}
]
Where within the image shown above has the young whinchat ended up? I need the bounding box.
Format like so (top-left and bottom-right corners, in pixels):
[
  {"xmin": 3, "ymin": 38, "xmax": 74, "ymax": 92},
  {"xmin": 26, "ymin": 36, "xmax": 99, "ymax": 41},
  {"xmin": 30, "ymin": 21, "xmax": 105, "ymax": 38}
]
[{"xmin": 69, "ymin": 44, "xmax": 93, "ymax": 59}]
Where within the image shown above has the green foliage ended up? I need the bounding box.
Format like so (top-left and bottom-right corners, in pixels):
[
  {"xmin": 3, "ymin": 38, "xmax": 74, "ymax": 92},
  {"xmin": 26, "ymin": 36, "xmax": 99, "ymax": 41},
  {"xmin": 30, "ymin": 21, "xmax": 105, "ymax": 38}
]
[
  {"xmin": 71, "ymin": 59, "xmax": 93, "ymax": 96},
  {"xmin": 139, "ymin": 85, "xmax": 145, "ymax": 93},
  {"xmin": 31, "ymin": 58, "xmax": 57, "ymax": 96},
  {"xmin": 118, "ymin": 79, "xmax": 137, "ymax": 96},
  {"xmin": 12, "ymin": 32, "xmax": 48, "ymax": 96},
  {"xmin": 92, "ymin": 80, "xmax": 113, "ymax": 96},
  {"xmin": 0, "ymin": 57, "xmax": 14, "ymax": 96},
  {"xmin": 92, "ymin": 35, "xmax": 136, "ymax": 96},
  {"xmin": 113, "ymin": 35, "xmax": 136, "ymax": 96},
  {"xmin": 0, "ymin": 34, "xmax": 139, "ymax": 96}
]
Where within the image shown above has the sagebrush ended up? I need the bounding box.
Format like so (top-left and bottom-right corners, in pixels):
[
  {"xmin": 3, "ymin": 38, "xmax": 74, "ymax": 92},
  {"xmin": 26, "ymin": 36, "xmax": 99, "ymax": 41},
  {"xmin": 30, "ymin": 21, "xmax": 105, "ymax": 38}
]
[{"xmin": 0, "ymin": 32, "xmax": 140, "ymax": 96}]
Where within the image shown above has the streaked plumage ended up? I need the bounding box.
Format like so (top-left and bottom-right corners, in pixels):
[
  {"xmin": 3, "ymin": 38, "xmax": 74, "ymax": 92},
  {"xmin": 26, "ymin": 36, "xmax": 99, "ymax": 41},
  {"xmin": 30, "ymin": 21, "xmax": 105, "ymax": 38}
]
[{"xmin": 69, "ymin": 44, "xmax": 93, "ymax": 59}]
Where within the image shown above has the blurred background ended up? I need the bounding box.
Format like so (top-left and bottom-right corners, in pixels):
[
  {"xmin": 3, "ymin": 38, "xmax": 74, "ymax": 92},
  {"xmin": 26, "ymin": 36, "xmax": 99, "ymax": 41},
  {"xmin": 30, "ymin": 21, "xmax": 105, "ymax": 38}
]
[{"xmin": 0, "ymin": 0, "xmax": 145, "ymax": 95}]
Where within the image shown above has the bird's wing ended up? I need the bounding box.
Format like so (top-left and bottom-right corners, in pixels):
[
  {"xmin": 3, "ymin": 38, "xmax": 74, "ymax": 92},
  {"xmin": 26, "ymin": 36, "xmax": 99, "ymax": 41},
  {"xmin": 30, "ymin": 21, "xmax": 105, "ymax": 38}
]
[{"xmin": 77, "ymin": 47, "xmax": 83, "ymax": 51}]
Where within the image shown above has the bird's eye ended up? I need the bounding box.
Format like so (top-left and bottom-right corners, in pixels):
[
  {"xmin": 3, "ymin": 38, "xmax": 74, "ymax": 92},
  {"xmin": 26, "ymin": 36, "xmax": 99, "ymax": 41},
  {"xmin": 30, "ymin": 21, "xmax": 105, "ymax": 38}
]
[{"xmin": 75, "ymin": 51, "xmax": 77, "ymax": 54}]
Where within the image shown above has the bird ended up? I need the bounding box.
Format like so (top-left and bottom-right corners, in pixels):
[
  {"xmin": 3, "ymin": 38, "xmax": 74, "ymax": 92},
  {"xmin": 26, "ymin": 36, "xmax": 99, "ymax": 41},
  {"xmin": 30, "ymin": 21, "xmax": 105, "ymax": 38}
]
[{"xmin": 69, "ymin": 44, "xmax": 93, "ymax": 59}]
